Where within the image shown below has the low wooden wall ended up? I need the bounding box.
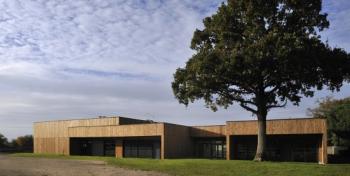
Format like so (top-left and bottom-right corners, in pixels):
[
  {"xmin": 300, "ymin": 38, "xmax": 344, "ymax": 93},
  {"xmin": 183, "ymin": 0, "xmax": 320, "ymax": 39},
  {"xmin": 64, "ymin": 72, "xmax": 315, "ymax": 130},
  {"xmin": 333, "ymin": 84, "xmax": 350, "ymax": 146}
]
[
  {"xmin": 190, "ymin": 125, "xmax": 226, "ymax": 137},
  {"xmin": 227, "ymin": 118, "xmax": 326, "ymax": 135}
]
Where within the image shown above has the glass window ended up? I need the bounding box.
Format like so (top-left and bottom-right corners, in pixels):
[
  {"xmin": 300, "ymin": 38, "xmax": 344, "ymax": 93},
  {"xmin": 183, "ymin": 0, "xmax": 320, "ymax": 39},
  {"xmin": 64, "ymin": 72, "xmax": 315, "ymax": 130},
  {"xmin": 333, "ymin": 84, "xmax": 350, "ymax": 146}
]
[
  {"xmin": 195, "ymin": 138, "xmax": 226, "ymax": 159},
  {"xmin": 104, "ymin": 141, "xmax": 115, "ymax": 156},
  {"xmin": 123, "ymin": 140, "xmax": 160, "ymax": 159}
]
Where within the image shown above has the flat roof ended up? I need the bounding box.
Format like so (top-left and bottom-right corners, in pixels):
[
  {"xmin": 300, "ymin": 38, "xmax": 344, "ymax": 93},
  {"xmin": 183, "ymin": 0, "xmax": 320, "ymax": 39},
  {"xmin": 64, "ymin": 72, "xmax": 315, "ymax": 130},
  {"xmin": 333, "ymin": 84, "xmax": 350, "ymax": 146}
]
[
  {"xmin": 33, "ymin": 116, "xmax": 149, "ymax": 123},
  {"xmin": 226, "ymin": 117, "xmax": 324, "ymax": 123},
  {"xmin": 68, "ymin": 122, "xmax": 163, "ymax": 128},
  {"xmin": 34, "ymin": 116, "xmax": 323, "ymax": 127},
  {"xmin": 191, "ymin": 124, "xmax": 226, "ymax": 127}
]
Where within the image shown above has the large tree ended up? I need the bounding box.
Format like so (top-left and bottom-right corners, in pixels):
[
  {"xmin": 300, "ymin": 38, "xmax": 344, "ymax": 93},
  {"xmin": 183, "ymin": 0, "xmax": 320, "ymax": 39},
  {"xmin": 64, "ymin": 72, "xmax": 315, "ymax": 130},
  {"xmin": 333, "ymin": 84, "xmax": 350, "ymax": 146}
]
[{"xmin": 172, "ymin": 0, "xmax": 350, "ymax": 161}]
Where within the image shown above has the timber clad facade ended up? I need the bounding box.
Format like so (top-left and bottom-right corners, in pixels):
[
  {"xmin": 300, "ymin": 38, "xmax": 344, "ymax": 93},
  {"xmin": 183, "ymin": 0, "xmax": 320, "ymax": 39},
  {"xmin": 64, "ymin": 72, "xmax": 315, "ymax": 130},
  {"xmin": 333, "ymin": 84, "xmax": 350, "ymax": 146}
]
[{"xmin": 34, "ymin": 116, "xmax": 327, "ymax": 164}]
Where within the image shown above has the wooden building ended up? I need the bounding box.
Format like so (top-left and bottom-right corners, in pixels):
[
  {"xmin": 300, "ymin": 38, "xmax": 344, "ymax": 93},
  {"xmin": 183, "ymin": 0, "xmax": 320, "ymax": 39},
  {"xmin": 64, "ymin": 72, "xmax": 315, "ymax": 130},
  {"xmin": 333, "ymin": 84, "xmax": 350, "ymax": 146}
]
[{"xmin": 34, "ymin": 116, "xmax": 327, "ymax": 164}]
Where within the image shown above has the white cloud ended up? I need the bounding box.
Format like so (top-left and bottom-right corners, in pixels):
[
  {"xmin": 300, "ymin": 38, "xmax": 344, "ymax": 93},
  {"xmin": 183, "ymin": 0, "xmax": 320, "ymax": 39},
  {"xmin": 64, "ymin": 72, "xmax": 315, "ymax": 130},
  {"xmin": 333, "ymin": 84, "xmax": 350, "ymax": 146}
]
[{"xmin": 0, "ymin": 0, "xmax": 349, "ymax": 139}]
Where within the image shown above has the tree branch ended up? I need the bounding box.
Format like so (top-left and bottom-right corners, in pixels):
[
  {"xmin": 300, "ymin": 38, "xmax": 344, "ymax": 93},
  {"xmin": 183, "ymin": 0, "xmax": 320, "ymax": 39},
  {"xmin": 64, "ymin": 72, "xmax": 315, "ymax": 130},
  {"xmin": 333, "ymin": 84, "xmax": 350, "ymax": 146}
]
[
  {"xmin": 267, "ymin": 100, "xmax": 287, "ymax": 109},
  {"xmin": 266, "ymin": 85, "xmax": 279, "ymax": 94},
  {"xmin": 240, "ymin": 102, "xmax": 258, "ymax": 113},
  {"xmin": 229, "ymin": 95, "xmax": 256, "ymax": 106}
]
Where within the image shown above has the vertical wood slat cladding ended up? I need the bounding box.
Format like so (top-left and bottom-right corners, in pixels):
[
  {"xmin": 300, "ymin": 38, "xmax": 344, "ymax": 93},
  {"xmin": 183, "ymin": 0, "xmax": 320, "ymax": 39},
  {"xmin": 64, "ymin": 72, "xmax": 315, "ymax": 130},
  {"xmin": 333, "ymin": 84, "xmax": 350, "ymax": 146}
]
[
  {"xmin": 321, "ymin": 132, "xmax": 328, "ymax": 164},
  {"xmin": 34, "ymin": 117, "xmax": 119, "ymax": 138},
  {"xmin": 226, "ymin": 118, "xmax": 326, "ymax": 135},
  {"xmin": 34, "ymin": 117, "xmax": 119, "ymax": 155},
  {"xmin": 226, "ymin": 135, "xmax": 231, "ymax": 160},
  {"xmin": 68, "ymin": 123, "xmax": 164, "ymax": 137},
  {"xmin": 190, "ymin": 125, "xmax": 226, "ymax": 137},
  {"xmin": 33, "ymin": 137, "xmax": 69, "ymax": 155},
  {"xmin": 163, "ymin": 124, "xmax": 193, "ymax": 158},
  {"xmin": 318, "ymin": 119, "xmax": 328, "ymax": 164},
  {"xmin": 115, "ymin": 140, "xmax": 123, "ymax": 158}
]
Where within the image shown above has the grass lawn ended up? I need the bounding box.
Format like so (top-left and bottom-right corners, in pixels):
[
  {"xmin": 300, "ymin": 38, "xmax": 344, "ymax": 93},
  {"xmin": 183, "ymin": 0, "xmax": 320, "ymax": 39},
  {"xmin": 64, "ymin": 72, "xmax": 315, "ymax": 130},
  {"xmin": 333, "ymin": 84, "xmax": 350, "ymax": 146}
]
[{"xmin": 12, "ymin": 153, "xmax": 350, "ymax": 176}]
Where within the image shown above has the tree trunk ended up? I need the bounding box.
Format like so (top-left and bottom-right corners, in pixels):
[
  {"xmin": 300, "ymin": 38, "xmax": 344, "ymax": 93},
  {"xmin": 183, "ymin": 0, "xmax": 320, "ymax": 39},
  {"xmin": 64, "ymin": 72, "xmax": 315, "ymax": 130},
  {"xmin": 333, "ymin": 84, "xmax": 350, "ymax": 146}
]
[{"xmin": 254, "ymin": 107, "xmax": 267, "ymax": 162}]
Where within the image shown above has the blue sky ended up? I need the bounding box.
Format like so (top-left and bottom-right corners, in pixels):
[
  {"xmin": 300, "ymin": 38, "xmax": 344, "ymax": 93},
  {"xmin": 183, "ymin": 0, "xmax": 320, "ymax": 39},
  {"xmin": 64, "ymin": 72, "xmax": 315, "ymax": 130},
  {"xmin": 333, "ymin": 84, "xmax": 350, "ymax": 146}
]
[{"xmin": 0, "ymin": 0, "xmax": 349, "ymax": 139}]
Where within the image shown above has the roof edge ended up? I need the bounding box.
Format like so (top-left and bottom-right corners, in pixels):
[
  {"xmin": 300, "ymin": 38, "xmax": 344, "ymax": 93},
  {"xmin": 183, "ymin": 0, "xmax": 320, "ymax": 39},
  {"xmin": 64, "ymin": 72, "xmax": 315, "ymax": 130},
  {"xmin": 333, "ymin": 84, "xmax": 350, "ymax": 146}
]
[{"xmin": 226, "ymin": 117, "xmax": 324, "ymax": 123}]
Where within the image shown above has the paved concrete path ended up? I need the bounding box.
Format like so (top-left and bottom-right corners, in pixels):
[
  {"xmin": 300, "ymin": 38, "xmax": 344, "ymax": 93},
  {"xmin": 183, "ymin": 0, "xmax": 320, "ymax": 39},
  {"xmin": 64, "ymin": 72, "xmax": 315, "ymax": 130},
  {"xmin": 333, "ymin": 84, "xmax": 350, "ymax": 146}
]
[{"xmin": 0, "ymin": 154, "xmax": 167, "ymax": 176}]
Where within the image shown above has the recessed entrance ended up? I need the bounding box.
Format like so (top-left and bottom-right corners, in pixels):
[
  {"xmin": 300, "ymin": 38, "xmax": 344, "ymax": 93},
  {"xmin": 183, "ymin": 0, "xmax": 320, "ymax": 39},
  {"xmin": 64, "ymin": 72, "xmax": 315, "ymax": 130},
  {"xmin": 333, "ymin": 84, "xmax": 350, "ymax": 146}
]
[
  {"xmin": 70, "ymin": 136, "xmax": 161, "ymax": 159},
  {"xmin": 123, "ymin": 139, "xmax": 160, "ymax": 159},
  {"xmin": 194, "ymin": 137, "xmax": 226, "ymax": 159},
  {"xmin": 70, "ymin": 138, "xmax": 116, "ymax": 156}
]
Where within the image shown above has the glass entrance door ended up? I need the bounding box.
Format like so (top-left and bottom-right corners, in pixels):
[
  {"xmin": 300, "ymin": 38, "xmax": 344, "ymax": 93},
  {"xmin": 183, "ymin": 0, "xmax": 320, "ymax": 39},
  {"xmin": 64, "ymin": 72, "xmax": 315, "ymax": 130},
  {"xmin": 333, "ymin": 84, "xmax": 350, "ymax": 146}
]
[{"xmin": 194, "ymin": 138, "xmax": 226, "ymax": 159}]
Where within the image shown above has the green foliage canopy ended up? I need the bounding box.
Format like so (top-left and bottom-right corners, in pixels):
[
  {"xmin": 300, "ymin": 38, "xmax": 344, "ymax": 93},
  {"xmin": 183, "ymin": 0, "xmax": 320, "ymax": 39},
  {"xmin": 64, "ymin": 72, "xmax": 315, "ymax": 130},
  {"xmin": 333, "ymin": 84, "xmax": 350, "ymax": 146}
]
[{"xmin": 172, "ymin": 0, "xmax": 350, "ymax": 114}]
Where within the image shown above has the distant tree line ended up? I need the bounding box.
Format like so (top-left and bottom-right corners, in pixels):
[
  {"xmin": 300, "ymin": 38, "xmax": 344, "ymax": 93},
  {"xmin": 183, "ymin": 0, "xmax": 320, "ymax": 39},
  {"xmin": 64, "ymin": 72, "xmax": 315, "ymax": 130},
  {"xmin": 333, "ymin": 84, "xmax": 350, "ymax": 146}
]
[
  {"xmin": 0, "ymin": 134, "xmax": 33, "ymax": 152},
  {"xmin": 309, "ymin": 97, "xmax": 350, "ymax": 146}
]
